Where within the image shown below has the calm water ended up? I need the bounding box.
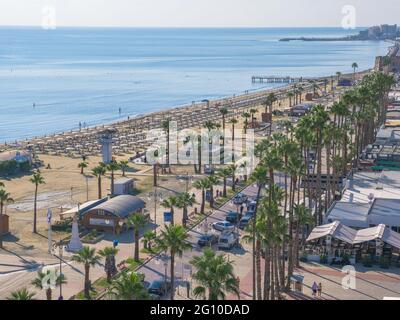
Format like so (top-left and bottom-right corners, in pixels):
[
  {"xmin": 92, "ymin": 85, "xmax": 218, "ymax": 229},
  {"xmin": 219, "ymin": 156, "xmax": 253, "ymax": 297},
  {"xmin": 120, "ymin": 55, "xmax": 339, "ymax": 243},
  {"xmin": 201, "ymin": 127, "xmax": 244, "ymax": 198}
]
[{"xmin": 0, "ymin": 27, "xmax": 390, "ymax": 142}]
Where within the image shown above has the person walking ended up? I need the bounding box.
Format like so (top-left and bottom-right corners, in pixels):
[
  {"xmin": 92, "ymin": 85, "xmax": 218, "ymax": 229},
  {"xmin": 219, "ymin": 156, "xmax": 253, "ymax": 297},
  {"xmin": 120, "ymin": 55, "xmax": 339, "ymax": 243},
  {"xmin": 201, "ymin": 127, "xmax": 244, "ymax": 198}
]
[
  {"xmin": 311, "ymin": 281, "xmax": 318, "ymax": 298},
  {"xmin": 317, "ymin": 282, "xmax": 322, "ymax": 297}
]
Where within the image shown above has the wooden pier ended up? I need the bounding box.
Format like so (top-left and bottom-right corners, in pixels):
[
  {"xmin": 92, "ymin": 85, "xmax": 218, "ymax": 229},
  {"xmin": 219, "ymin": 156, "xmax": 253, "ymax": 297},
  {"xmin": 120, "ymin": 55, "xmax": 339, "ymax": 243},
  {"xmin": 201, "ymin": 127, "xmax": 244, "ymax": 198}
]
[{"xmin": 251, "ymin": 76, "xmax": 305, "ymax": 84}]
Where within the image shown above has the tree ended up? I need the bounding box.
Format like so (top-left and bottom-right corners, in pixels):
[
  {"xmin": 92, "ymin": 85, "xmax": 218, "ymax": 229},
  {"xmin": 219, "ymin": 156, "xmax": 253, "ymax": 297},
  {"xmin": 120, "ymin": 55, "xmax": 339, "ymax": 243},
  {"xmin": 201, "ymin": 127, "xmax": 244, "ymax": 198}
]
[
  {"xmin": 176, "ymin": 192, "xmax": 196, "ymax": 227},
  {"xmin": 242, "ymin": 112, "xmax": 250, "ymax": 134},
  {"xmin": 78, "ymin": 161, "xmax": 88, "ymax": 175},
  {"xmin": 206, "ymin": 175, "xmax": 219, "ymax": 208},
  {"xmin": 142, "ymin": 230, "xmax": 156, "ymax": 251},
  {"xmin": 0, "ymin": 188, "xmax": 14, "ymax": 248},
  {"xmin": 287, "ymin": 92, "xmax": 294, "ymax": 108},
  {"xmin": 92, "ymin": 164, "xmax": 107, "ymax": 199},
  {"xmin": 293, "ymin": 204, "xmax": 313, "ymax": 267},
  {"xmin": 264, "ymin": 93, "xmax": 277, "ymax": 135},
  {"xmin": 7, "ymin": 288, "xmax": 36, "ymax": 300},
  {"xmin": 31, "ymin": 270, "xmax": 66, "ymax": 300},
  {"xmin": 155, "ymin": 225, "xmax": 191, "ymax": 300},
  {"xmin": 190, "ymin": 248, "xmax": 240, "ymax": 300},
  {"xmin": 220, "ymin": 107, "xmax": 229, "ymax": 164},
  {"xmin": 193, "ymin": 179, "xmax": 209, "ymax": 214},
  {"xmin": 228, "ymin": 118, "xmax": 239, "ymax": 162},
  {"xmin": 126, "ymin": 214, "xmax": 150, "ymax": 262},
  {"xmin": 107, "ymin": 272, "xmax": 149, "ymax": 300},
  {"xmin": 99, "ymin": 246, "xmax": 119, "ymax": 283},
  {"xmin": 352, "ymin": 62, "xmax": 358, "ymax": 83},
  {"xmin": 72, "ymin": 246, "xmax": 101, "ymax": 299},
  {"xmin": 119, "ymin": 160, "xmax": 130, "ymax": 177},
  {"xmin": 161, "ymin": 196, "xmax": 178, "ymax": 225},
  {"xmin": 218, "ymin": 167, "xmax": 231, "ymax": 198},
  {"xmin": 107, "ymin": 160, "xmax": 120, "ymax": 195},
  {"xmin": 162, "ymin": 118, "xmax": 172, "ymax": 172},
  {"xmin": 203, "ymin": 121, "xmax": 217, "ymax": 167},
  {"xmin": 228, "ymin": 164, "xmax": 238, "ymax": 192},
  {"xmin": 249, "ymin": 108, "xmax": 258, "ymax": 128},
  {"xmin": 30, "ymin": 171, "xmax": 45, "ymax": 233}
]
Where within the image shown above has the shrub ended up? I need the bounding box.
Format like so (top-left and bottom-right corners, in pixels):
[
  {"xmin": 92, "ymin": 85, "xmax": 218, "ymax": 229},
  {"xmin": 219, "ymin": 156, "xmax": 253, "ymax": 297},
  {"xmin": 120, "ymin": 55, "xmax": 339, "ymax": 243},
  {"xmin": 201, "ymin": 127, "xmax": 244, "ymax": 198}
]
[
  {"xmin": 299, "ymin": 252, "xmax": 308, "ymax": 262},
  {"xmin": 379, "ymin": 256, "xmax": 390, "ymax": 269},
  {"xmin": 363, "ymin": 255, "xmax": 373, "ymax": 267},
  {"xmin": 319, "ymin": 254, "xmax": 328, "ymax": 264}
]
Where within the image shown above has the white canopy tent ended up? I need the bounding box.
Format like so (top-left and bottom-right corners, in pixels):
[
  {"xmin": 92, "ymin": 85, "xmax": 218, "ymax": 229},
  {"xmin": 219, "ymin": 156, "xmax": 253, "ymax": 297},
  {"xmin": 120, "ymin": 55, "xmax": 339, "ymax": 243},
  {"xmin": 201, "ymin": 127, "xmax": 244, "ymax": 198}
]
[{"xmin": 307, "ymin": 221, "xmax": 400, "ymax": 250}]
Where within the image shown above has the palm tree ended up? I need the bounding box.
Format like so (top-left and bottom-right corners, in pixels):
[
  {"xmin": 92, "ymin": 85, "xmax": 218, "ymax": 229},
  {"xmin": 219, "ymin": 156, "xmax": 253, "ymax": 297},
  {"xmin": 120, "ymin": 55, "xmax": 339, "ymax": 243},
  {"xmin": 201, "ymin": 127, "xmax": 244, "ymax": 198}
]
[
  {"xmin": 155, "ymin": 225, "xmax": 191, "ymax": 300},
  {"xmin": 228, "ymin": 118, "xmax": 238, "ymax": 162},
  {"xmin": 193, "ymin": 179, "xmax": 209, "ymax": 214},
  {"xmin": 7, "ymin": 288, "xmax": 36, "ymax": 300},
  {"xmin": 206, "ymin": 175, "xmax": 219, "ymax": 208},
  {"xmin": 228, "ymin": 164, "xmax": 238, "ymax": 192},
  {"xmin": 30, "ymin": 171, "xmax": 45, "ymax": 233},
  {"xmin": 142, "ymin": 230, "xmax": 156, "ymax": 251},
  {"xmin": 107, "ymin": 272, "xmax": 149, "ymax": 300},
  {"xmin": 162, "ymin": 118, "xmax": 171, "ymax": 172},
  {"xmin": 249, "ymin": 108, "xmax": 258, "ymax": 128},
  {"xmin": 31, "ymin": 270, "xmax": 66, "ymax": 300},
  {"xmin": 203, "ymin": 120, "xmax": 216, "ymax": 167},
  {"xmin": 161, "ymin": 196, "xmax": 178, "ymax": 225},
  {"xmin": 190, "ymin": 248, "xmax": 240, "ymax": 300},
  {"xmin": 92, "ymin": 164, "xmax": 107, "ymax": 199},
  {"xmin": 107, "ymin": 160, "xmax": 120, "ymax": 195},
  {"xmin": 99, "ymin": 246, "xmax": 119, "ymax": 283},
  {"xmin": 176, "ymin": 192, "xmax": 196, "ymax": 227},
  {"xmin": 336, "ymin": 71, "xmax": 342, "ymax": 83},
  {"xmin": 126, "ymin": 214, "xmax": 150, "ymax": 262},
  {"xmin": 78, "ymin": 161, "xmax": 88, "ymax": 175},
  {"xmin": 287, "ymin": 92, "xmax": 294, "ymax": 108},
  {"xmin": 220, "ymin": 107, "xmax": 229, "ymax": 164},
  {"xmin": 242, "ymin": 112, "xmax": 250, "ymax": 134},
  {"xmin": 293, "ymin": 204, "xmax": 313, "ymax": 267},
  {"xmin": 352, "ymin": 62, "xmax": 358, "ymax": 84},
  {"xmin": 218, "ymin": 167, "xmax": 231, "ymax": 198},
  {"xmin": 72, "ymin": 246, "xmax": 101, "ymax": 299},
  {"xmin": 0, "ymin": 189, "xmax": 14, "ymax": 248},
  {"xmin": 119, "ymin": 160, "xmax": 130, "ymax": 177},
  {"xmin": 264, "ymin": 93, "xmax": 277, "ymax": 135}
]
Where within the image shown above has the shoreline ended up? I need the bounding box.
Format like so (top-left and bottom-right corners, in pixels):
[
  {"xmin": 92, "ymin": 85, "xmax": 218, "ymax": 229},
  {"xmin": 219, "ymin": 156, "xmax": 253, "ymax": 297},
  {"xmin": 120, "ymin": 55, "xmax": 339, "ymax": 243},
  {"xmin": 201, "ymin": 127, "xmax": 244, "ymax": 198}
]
[{"xmin": 0, "ymin": 68, "xmax": 371, "ymax": 157}]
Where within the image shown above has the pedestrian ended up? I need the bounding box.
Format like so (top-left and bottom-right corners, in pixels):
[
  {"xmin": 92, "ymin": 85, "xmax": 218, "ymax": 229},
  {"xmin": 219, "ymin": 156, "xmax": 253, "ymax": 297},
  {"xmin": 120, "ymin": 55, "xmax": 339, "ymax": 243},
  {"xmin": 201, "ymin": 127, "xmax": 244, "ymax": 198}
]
[
  {"xmin": 240, "ymin": 205, "xmax": 244, "ymax": 215},
  {"xmin": 311, "ymin": 281, "xmax": 318, "ymax": 297},
  {"xmin": 317, "ymin": 282, "xmax": 322, "ymax": 297},
  {"xmin": 186, "ymin": 281, "xmax": 190, "ymax": 298}
]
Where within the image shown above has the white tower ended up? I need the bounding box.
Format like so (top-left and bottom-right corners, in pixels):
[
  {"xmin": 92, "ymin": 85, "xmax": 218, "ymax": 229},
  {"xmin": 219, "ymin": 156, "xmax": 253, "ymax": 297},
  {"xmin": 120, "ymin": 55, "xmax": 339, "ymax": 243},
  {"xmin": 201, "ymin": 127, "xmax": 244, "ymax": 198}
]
[
  {"xmin": 98, "ymin": 128, "xmax": 117, "ymax": 164},
  {"xmin": 68, "ymin": 215, "xmax": 83, "ymax": 253}
]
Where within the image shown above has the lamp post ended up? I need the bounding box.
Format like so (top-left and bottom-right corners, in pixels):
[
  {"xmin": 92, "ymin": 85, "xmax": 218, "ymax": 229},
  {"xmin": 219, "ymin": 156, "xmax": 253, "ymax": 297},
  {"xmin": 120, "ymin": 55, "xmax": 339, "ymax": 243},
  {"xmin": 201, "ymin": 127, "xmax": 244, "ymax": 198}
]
[
  {"xmin": 148, "ymin": 188, "xmax": 163, "ymax": 234},
  {"xmin": 53, "ymin": 242, "xmax": 64, "ymax": 300}
]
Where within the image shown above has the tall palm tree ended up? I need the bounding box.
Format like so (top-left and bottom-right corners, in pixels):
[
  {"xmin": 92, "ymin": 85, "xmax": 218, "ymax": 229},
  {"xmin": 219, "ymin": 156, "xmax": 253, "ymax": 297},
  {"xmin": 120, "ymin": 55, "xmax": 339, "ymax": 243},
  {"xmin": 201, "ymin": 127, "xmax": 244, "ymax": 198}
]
[
  {"xmin": 293, "ymin": 204, "xmax": 313, "ymax": 267},
  {"xmin": 30, "ymin": 171, "xmax": 45, "ymax": 233},
  {"xmin": 99, "ymin": 246, "xmax": 119, "ymax": 282},
  {"xmin": 107, "ymin": 160, "xmax": 120, "ymax": 195},
  {"xmin": 155, "ymin": 225, "xmax": 191, "ymax": 300},
  {"xmin": 218, "ymin": 167, "xmax": 231, "ymax": 198},
  {"xmin": 206, "ymin": 175, "xmax": 219, "ymax": 208},
  {"xmin": 0, "ymin": 189, "xmax": 14, "ymax": 248},
  {"xmin": 92, "ymin": 164, "xmax": 107, "ymax": 199},
  {"xmin": 203, "ymin": 120, "xmax": 216, "ymax": 167},
  {"xmin": 72, "ymin": 246, "xmax": 101, "ymax": 299},
  {"xmin": 228, "ymin": 164, "xmax": 238, "ymax": 192},
  {"xmin": 220, "ymin": 107, "xmax": 229, "ymax": 164},
  {"xmin": 265, "ymin": 93, "xmax": 277, "ymax": 135},
  {"xmin": 176, "ymin": 192, "xmax": 196, "ymax": 227},
  {"xmin": 190, "ymin": 248, "xmax": 240, "ymax": 300},
  {"xmin": 287, "ymin": 92, "xmax": 294, "ymax": 108},
  {"xmin": 162, "ymin": 118, "xmax": 172, "ymax": 172},
  {"xmin": 119, "ymin": 160, "xmax": 130, "ymax": 177},
  {"xmin": 249, "ymin": 108, "xmax": 258, "ymax": 128},
  {"xmin": 7, "ymin": 288, "xmax": 36, "ymax": 300},
  {"xmin": 142, "ymin": 230, "xmax": 156, "ymax": 250},
  {"xmin": 228, "ymin": 118, "xmax": 238, "ymax": 162},
  {"xmin": 352, "ymin": 62, "xmax": 358, "ymax": 83},
  {"xmin": 242, "ymin": 112, "xmax": 250, "ymax": 134},
  {"xmin": 31, "ymin": 270, "xmax": 66, "ymax": 300},
  {"xmin": 107, "ymin": 272, "xmax": 149, "ymax": 300},
  {"xmin": 78, "ymin": 161, "xmax": 88, "ymax": 175},
  {"xmin": 161, "ymin": 196, "xmax": 178, "ymax": 225},
  {"xmin": 336, "ymin": 71, "xmax": 342, "ymax": 83},
  {"xmin": 126, "ymin": 214, "xmax": 150, "ymax": 262},
  {"xmin": 193, "ymin": 179, "xmax": 209, "ymax": 214}
]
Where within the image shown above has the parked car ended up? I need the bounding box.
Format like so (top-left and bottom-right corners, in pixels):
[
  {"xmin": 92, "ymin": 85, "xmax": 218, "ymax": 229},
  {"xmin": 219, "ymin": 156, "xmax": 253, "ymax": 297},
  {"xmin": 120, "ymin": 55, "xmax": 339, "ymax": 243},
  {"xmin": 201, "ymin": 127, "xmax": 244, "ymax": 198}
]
[
  {"xmin": 212, "ymin": 221, "xmax": 235, "ymax": 232},
  {"xmin": 197, "ymin": 234, "xmax": 219, "ymax": 247},
  {"xmin": 238, "ymin": 215, "xmax": 252, "ymax": 229},
  {"xmin": 218, "ymin": 231, "xmax": 240, "ymax": 250},
  {"xmin": 233, "ymin": 193, "xmax": 248, "ymax": 205},
  {"xmin": 225, "ymin": 211, "xmax": 241, "ymax": 223},
  {"xmin": 247, "ymin": 200, "xmax": 257, "ymax": 212},
  {"xmin": 148, "ymin": 280, "xmax": 172, "ymax": 296},
  {"xmin": 244, "ymin": 210, "xmax": 255, "ymax": 218}
]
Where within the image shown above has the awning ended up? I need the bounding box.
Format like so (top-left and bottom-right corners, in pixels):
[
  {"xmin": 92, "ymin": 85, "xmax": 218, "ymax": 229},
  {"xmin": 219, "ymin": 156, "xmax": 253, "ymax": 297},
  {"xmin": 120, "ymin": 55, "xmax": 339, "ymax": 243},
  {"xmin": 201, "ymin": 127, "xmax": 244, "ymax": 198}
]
[{"xmin": 307, "ymin": 221, "xmax": 400, "ymax": 250}]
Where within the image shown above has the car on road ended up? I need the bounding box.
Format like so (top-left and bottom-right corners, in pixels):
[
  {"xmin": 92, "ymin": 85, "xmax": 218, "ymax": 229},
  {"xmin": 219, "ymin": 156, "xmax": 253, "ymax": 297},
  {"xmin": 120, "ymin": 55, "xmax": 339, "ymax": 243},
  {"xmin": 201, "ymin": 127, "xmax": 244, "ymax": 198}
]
[
  {"xmin": 218, "ymin": 231, "xmax": 240, "ymax": 250},
  {"xmin": 148, "ymin": 279, "xmax": 172, "ymax": 296},
  {"xmin": 225, "ymin": 211, "xmax": 241, "ymax": 223},
  {"xmin": 244, "ymin": 210, "xmax": 254, "ymax": 218},
  {"xmin": 197, "ymin": 234, "xmax": 219, "ymax": 247},
  {"xmin": 238, "ymin": 215, "xmax": 252, "ymax": 229},
  {"xmin": 212, "ymin": 221, "xmax": 235, "ymax": 232},
  {"xmin": 233, "ymin": 193, "xmax": 248, "ymax": 205}
]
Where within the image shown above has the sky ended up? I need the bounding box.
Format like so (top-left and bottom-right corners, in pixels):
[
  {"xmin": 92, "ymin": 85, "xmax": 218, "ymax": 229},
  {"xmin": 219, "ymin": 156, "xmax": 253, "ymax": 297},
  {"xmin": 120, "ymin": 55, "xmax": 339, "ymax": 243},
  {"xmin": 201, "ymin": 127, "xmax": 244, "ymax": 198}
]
[{"xmin": 0, "ymin": 0, "xmax": 398, "ymax": 28}]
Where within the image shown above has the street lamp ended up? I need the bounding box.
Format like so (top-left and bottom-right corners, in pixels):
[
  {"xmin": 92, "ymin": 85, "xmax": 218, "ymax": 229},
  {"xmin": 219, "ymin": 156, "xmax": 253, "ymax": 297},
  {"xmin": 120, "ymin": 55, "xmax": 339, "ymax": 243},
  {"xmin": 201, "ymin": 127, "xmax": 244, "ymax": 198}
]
[{"xmin": 148, "ymin": 188, "xmax": 163, "ymax": 233}]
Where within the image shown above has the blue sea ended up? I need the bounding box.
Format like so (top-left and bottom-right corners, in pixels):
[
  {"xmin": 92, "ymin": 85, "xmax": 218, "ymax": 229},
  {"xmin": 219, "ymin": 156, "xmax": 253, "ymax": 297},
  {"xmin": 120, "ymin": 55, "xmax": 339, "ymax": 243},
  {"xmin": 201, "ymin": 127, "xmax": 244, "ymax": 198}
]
[{"xmin": 0, "ymin": 27, "xmax": 390, "ymax": 142}]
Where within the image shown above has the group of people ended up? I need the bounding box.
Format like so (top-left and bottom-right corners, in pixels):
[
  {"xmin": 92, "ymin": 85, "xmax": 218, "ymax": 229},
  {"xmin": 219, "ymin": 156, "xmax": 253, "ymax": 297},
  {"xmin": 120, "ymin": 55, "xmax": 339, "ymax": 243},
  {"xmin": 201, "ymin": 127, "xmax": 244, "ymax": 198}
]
[{"xmin": 311, "ymin": 282, "xmax": 323, "ymax": 298}]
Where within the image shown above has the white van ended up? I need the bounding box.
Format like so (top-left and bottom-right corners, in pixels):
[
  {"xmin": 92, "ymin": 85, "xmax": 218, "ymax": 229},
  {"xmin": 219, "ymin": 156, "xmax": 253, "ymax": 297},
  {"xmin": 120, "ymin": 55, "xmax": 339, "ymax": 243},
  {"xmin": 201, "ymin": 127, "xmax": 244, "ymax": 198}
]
[{"xmin": 218, "ymin": 231, "xmax": 239, "ymax": 250}]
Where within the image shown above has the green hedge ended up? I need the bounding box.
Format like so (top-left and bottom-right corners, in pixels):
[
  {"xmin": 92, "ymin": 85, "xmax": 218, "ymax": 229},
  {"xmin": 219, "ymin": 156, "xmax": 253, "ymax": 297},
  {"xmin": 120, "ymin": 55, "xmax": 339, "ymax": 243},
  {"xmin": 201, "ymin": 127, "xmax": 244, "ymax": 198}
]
[{"xmin": 0, "ymin": 160, "xmax": 31, "ymax": 175}]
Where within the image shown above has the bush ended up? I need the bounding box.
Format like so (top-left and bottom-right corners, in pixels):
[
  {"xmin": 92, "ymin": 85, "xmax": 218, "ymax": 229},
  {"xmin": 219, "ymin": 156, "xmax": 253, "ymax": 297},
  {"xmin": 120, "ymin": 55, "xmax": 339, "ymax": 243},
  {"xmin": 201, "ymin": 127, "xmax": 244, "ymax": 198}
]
[
  {"xmin": 299, "ymin": 253, "xmax": 308, "ymax": 262},
  {"xmin": 341, "ymin": 253, "xmax": 351, "ymax": 265},
  {"xmin": 0, "ymin": 160, "xmax": 31, "ymax": 175},
  {"xmin": 52, "ymin": 218, "xmax": 73, "ymax": 232},
  {"xmin": 319, "ymin": 254, "xmax": 328, "ymax": 264}
]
